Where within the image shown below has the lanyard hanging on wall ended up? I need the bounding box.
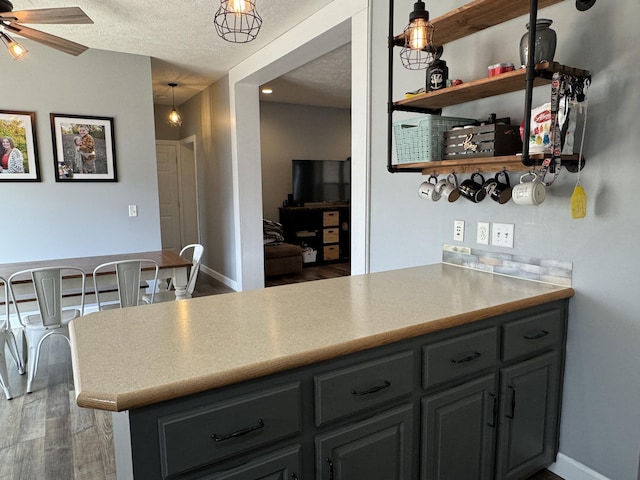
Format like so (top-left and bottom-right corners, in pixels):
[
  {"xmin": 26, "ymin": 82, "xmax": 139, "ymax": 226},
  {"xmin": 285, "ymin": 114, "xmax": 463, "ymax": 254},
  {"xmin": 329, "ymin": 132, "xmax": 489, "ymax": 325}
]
[{"xmin": 538, "ymin": 72, "xmax": 565, "ymax": 187}]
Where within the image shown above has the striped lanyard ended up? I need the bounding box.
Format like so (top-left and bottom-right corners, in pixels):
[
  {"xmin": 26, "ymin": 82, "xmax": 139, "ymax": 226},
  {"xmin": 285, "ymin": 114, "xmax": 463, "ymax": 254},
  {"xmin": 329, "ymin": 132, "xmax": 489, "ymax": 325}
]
[{"xmin": 538, "ymin": 72, "xmax": 565, "ymax": 186}]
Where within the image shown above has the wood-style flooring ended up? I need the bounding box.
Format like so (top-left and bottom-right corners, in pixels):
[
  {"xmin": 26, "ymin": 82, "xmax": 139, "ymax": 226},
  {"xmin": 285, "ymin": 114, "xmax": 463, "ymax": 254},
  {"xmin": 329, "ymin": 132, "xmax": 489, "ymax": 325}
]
[{"xmin": 0, "ymin": 268, "xmax": 564, "ymax": 479}]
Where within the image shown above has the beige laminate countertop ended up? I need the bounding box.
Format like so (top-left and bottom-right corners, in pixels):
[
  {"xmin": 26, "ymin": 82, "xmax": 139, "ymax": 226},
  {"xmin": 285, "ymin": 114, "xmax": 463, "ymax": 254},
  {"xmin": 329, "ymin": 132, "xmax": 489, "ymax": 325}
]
[{"xmin": 69, "ymin": 263, "xmax": 574, "ymax": 412}]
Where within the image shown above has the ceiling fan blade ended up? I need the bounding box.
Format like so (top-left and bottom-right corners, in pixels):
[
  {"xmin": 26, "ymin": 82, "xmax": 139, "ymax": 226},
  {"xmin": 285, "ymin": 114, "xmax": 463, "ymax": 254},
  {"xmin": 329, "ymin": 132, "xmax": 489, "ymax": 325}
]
[
  {"xmin": 5, "ymin": 23, "xmax": 88, "ymax": 56},
  {"xmin": 4, "ymin": 7, "xmax": 93, "ymax": 24}
]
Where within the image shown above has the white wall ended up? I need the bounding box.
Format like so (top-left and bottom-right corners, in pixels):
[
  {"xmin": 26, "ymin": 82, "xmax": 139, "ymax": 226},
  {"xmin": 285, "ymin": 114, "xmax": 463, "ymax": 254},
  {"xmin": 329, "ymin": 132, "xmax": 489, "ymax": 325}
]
[
  {"xmin": 370, "ymin": 1, "xmax": 640, "ymax": 479},
  {"xmin": 1, "ymin": 44, "xmax": 160, "ymax": 262},
  {"xmin": 259, "ymin": 101, "xmax": 351, "ymax": 221}
]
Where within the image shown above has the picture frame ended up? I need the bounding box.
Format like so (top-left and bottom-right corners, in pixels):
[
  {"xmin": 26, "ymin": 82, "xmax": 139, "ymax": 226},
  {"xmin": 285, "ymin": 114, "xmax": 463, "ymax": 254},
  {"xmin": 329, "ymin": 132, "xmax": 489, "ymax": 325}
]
[
  {"xmin": 50, "ymin": 113, "xmax": 117, "ymax": 182},
  {"xmin": 0, "ymin": 110, "xmax": 40, "ymax": 182}
]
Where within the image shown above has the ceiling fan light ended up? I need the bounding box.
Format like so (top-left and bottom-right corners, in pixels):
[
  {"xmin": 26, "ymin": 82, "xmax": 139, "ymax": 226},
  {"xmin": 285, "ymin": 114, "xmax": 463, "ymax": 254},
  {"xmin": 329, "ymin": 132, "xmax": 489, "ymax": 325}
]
[
  {"xmin": 1, "ymin": 31, "xmax": 28, "ymax": 60},
  {"xmin": 214, "ymin": 0, "xmax": 262, "ymax": 44},
  {"xmin": 167, "ymin": 83, "xmax": 182, "ymax": 127}
]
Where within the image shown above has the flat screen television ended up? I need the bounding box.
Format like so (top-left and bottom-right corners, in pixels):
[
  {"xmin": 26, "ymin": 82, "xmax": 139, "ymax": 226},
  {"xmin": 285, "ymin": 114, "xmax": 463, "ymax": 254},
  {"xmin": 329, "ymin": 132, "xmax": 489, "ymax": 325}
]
[{"xmin": 292, "ymin": 159, "xmax": 351, "ymax": 206}]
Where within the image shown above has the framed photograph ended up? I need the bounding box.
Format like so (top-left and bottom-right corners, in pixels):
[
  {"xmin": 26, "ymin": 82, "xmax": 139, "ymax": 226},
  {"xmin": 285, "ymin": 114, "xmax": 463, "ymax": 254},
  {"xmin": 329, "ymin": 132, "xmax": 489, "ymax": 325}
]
[
  {"xmin": 0, "ymin": 110, "xmax": 40, "ymax": 182},
  {"xmin": 50, "ymin": 113, "xmax": 117, "ymax": 182}
]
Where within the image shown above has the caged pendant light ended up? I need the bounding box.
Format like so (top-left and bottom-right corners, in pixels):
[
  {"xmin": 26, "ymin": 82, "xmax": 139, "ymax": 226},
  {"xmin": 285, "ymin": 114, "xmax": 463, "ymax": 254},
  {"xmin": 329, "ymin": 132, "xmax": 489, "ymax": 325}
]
[
  {"xmin": 399, "ymin": 1, "xmax": 436, "ymax": 70},
  {"xmin": 167, "ymin": 83, "xmax": 182, "ymax": 127},
  {"xmin": 214, "ymin": 0, "xmax": 262, "ymax": 43}
]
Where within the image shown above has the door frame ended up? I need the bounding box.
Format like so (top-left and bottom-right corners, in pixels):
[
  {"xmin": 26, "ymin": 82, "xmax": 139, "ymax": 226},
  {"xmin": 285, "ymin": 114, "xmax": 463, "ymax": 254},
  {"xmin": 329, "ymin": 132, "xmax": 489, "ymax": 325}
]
[{"xmin": 156, "ymin": 137, "xmax": 201, "ymax": 249}]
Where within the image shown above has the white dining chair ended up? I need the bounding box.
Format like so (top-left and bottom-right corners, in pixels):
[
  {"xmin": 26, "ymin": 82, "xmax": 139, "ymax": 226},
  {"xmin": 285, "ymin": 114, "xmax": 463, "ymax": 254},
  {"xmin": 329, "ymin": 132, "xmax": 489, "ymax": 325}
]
[
  {"xmin": 93, "ymin": 259, "xmax": 159, "ymax": 310},
  {"xmin": 0, "ymin": 276, "xmax": 25, "ymax": 400},
  {"xmin": 143, "ymin": 244, "xmax": 203, "ymax": 303},
  {"xmin": 7, "ymin": 267, "xmax": 85, "ymax": 394}
]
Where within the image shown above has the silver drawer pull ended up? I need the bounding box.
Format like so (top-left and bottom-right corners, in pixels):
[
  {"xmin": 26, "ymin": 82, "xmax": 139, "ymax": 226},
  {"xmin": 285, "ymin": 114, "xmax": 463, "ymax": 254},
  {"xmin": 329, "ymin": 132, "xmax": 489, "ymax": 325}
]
[
  {"xmin": 351, "ymin": 380, "xmax": 391, "ymax": 397},
  {"xmin": 524, "ymin": 330, "xmax": 549, "ymax": 340},
  {"xmin": 450, "ymin": 351, "xmax": 481, "ymax": 364},
  {"xmin": 211, "ymin": 419, "xmax": 264, "ymax": 442}
]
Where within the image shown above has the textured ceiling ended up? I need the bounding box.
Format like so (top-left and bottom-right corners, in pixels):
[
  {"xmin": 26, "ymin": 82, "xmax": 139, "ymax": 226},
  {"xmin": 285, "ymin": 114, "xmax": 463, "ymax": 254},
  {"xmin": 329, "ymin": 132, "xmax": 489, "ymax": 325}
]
[{"xmin": 5, "ymin": 0, "xmax": 351, "ymax": 108}]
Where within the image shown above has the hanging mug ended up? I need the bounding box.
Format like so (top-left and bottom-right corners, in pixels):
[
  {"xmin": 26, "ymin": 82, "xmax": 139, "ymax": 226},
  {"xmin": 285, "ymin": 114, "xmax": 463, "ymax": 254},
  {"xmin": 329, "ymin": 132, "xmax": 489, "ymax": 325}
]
[
  {"xmin": 512, "ymin": 172, "xmax": 546, "ymax": 205},
  {"xmin": 485, "ymin": 170, "xmax": 512, "ymax": 204},
  {"xmin": 459, "ymin": 172, "xmax": 486, "ymax": 203},
  {"xmin": 418, "ymin": 175, "xmax": 441, "ymax": 202},
  {"xmin": 436, "ymin": 173, "xmax": 460, "ymax": 203}
]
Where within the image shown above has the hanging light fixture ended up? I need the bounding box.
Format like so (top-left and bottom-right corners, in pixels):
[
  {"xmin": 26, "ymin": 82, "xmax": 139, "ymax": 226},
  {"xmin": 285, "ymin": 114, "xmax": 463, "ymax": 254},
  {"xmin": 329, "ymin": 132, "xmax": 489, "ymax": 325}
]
[
  {"xmin": 167, "ymin": 83, "xmax": 182, "ymax": 127},
  {"xmin": 0, "ymin": 31, "xmax": 28, "ymax": 59},
  {"xmin": 214, "ymin": 0, "xmax": 262, "ymax": 44},
  {"xmin": 399, "ymin": 1, "xmax": 436, "ymax": 70}
]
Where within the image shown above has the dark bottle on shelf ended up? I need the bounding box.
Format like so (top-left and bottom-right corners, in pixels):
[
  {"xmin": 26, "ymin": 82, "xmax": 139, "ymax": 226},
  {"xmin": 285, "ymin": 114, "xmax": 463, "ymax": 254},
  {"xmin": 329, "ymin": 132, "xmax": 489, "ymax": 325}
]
[{"xmin": 426, "ymin": 59, "xmax": 448, "ymax": 92}]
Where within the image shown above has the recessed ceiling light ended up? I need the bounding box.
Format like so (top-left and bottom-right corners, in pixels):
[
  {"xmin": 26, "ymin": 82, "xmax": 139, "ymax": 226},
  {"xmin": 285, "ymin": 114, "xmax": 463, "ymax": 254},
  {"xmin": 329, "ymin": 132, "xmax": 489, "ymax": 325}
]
[{"xmin": 261, "ymin": 88, "xmax": 273, "ymax": 94}]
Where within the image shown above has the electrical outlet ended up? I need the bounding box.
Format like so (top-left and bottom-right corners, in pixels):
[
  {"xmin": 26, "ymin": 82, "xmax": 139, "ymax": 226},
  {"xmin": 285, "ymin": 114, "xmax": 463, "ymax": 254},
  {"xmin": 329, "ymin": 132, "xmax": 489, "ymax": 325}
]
[
  {"xmin": 477, "ymin": 222, "xmax": 490, "ymax": 245},
  {"xmin": 453, "ymin": 220, "xmax": 465, "ymax": 242},
  {"xmin": 492, "ymin": 223, "xmax": 514, "ymax": 248},
  {"xmin": 128, "ymin": 205, "xmax": 138, "ymax": 217}
]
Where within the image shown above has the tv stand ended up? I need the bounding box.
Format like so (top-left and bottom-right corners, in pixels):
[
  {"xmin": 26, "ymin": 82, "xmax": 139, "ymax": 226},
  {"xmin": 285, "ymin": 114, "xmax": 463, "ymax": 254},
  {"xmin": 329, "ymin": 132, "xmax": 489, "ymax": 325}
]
[{"xmin": 279, "ymin": 204, "xmax": 350, "ymax": 266}]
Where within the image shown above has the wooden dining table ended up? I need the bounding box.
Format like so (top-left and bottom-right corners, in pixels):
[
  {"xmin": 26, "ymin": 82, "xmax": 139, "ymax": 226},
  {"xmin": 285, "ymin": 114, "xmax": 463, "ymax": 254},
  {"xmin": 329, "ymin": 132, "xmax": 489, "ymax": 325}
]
[{"xmin": 0, "ymin": 250, "xmax": 193, "ymax": 304}]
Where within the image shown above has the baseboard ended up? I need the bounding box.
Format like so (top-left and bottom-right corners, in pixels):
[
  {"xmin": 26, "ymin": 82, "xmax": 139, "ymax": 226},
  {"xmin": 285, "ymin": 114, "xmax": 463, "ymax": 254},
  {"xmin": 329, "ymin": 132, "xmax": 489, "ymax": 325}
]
[
  {"xmin": 549, "ymin": 453, "xmax": 611, "ymax": 480},
  {"xmin": 201, "ymin": 264, "xmax": 238, "ymax": 291}
]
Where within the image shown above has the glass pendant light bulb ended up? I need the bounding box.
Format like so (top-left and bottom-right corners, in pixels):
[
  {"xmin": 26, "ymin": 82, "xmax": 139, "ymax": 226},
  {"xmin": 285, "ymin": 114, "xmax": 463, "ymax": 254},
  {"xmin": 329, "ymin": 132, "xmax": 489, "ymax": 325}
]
[
  {"xmin": 167, "ymin": 83, "xmax": 182, "ymax": 127},
  {"xmin": 408, "ymin": 17, "xmax": 428, "ymax": 50},
  {"xmin": 1, "ymin": 32, "xmax": 28, "ymax": 60}
]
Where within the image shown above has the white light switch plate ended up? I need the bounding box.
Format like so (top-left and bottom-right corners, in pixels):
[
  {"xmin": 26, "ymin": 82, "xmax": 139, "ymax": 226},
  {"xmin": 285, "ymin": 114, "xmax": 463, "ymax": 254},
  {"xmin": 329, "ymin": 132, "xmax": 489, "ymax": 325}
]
[
  {"xmin": 128, "ymin": 205, "xmax": 138, "ymax": 217},
  {"xmin": 492, "ymin": 223, "xmax": 514, "ymax": 248}
]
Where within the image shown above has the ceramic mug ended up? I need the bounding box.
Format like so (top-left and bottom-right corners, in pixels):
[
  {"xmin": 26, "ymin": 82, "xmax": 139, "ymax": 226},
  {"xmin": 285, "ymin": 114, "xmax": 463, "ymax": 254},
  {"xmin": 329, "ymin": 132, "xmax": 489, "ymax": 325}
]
[
  {"xmin": 436, "ymin": 173, "xmax": 460, "ymax": 203},
  {"xmin": 485, "ymin": 170, "xmax": 512, "ymax": 204},
  {"xmin": 418, "ymin": 175, "xmax": 441, "ymax": 202},
  {"xmin": 459, "ymin": 172, "xmax": 486, "ymax": 203},
  {"xmin": 512, "ymin": 172, "xmax": 546, "ymax": 205}
]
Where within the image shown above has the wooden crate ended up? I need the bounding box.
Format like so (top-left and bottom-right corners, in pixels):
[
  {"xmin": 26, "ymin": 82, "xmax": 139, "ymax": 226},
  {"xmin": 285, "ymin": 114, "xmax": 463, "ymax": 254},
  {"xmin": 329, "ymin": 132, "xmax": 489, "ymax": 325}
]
[
  {"xmin": 323, "ymin": 211, "xmax": 339, "ymax": 227},
  {"xmin": 443, "ymin": 124, "xmax": 522, "ymax": 159},
  {"xmin": 323, "ymin": 245, "xmax": 339, "ymax": 261},
  {"xmin": 323, "ymin": 228, "xmax": 339, "ymax": 244}
]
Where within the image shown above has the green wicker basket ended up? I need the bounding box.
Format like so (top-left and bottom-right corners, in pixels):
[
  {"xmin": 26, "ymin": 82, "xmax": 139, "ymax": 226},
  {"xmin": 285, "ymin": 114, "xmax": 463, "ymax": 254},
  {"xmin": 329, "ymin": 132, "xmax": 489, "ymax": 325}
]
[{"xmin": 393, "ymin": 115, "xmax": 476, "ymax": 164}]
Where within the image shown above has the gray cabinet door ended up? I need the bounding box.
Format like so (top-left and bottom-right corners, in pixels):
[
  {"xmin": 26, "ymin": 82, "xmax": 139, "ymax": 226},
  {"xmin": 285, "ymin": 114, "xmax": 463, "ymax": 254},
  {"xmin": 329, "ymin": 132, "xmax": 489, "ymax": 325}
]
[
  {"xmin": 495, "ymin": 351, "xmax": 561, "ymax": 480},
  {"xmin": 315, "ymin": 404, "xmax": 414, "ymax": 480},
  {"xmin": 421, "ymin": 374, "xmax": 497, "ymax": 480},
  {"xmin": 203, "ymin": 445, "xmax": 301, "ymax": 480}
]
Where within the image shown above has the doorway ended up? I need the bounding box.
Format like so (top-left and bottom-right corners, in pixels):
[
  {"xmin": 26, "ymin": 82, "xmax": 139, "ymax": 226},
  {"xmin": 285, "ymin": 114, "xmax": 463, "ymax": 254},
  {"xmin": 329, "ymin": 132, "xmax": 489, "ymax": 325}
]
[{"xmin": 156, "ymin": 137, "xmax": 200, "ymax": 252}]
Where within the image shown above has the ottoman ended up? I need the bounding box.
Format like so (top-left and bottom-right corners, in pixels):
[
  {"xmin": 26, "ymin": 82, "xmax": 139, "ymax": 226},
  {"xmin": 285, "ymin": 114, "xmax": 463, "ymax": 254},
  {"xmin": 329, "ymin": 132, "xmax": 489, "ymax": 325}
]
[{"xmin": 264, "ymin": 243, "xmax": 303, "ymax": 277}]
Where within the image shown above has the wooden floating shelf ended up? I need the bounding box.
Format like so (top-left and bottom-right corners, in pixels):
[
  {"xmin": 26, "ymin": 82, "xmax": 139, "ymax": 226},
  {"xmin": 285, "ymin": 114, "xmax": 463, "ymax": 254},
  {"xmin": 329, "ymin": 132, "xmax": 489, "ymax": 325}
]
[
  {"xmin": 394, "ymin": 62, "xmax": 591, "ymax": 111},
  {"xmin": 393, "ymin": 154, "xmax": 584, "ymax": 176},
  {"xmin": 393, "ymin": 0, "xmax": 566, "ymax": 47}
]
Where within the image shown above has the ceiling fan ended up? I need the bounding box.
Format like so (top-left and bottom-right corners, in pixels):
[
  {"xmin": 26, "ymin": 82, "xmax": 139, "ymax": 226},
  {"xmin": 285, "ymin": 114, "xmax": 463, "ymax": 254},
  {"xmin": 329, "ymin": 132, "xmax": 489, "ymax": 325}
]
[{"xmin": 0, "ymin": 0, "xmax": 93, "ymax": 56}]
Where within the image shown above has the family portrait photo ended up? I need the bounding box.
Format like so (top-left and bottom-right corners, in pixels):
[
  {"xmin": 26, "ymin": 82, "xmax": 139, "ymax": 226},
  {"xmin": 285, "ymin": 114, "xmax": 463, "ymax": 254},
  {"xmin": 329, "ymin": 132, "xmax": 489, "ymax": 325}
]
[
  {"xmin": 0, "ymin": 110, "xmax": 40, "ymax": 182},
  {"xmin": 51, "ymin": 114, "xmax": 117, "ymax": 182}
]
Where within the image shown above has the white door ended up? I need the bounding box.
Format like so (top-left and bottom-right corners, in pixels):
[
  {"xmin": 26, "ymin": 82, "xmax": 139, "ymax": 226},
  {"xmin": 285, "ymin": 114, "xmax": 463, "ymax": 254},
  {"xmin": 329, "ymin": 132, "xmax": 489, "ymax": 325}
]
[{"xmin": 156, "ymin": 143, "xmax": 181, "ymax": 252}]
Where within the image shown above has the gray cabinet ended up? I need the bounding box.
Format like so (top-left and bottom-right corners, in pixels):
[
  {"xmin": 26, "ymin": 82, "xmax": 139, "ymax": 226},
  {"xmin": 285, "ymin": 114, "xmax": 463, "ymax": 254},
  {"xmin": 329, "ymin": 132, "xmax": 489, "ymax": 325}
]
[
  {"xmin": 421, "ymin": 374, "xmax": 497, "ymax": 480},
  {"xmin": 316, "ymin": 404, "xmax": 414, "ymax": 480},
  {"xmin": 126, "ymin": 300, "xmax": 567, "ymax": 479},
  {"xmin": 203, "ymin": 445, "xmax": 301, "ymax": 480},
  {"xmin": 496, "ymin": 352, "xmax": 561, "ymax": 480}
]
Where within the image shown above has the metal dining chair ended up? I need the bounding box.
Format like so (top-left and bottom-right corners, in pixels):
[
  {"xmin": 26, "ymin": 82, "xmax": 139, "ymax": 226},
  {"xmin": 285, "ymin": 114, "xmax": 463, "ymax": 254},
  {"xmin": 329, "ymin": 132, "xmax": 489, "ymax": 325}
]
[
  {"xmin": 7, "ymin": 267, "xmax": 85, "ymax": 394},
  {"xmin": 0, "ymin": 276, "xmax": 25, "ymax": 400},
  {"xmin": 93, "ymin": 259, "xmax": 159, "ymax": 310},
  {"xmin": 143, "ymin": 244, "xmax": 204, "ymax": 303}
]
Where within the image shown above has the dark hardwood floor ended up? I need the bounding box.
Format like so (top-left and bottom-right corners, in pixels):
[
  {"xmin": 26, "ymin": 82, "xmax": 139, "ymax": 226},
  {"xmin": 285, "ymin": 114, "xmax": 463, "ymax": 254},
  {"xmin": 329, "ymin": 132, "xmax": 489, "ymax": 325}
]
[{"xmin": 0, "ymin": 267, "xmax": 564, "ymax": 479}]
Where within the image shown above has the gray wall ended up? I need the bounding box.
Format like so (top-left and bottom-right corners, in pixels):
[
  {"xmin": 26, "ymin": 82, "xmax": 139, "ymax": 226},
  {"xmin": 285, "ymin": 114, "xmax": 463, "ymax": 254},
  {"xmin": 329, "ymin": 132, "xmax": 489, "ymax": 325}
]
[
  {"xmin": 370, "ymin": 1, "xmax": 639, "ymax": 478},
  {"xmin": 1, "ymin": 44, "xmax": 160, "ymax": 262},
  {"xmin": 154, "ymin": 104, "xmax": 181, "ymax": 141},
  {"xmin": 177, "ymin": 78, "xmax": 238, "ymax": 286},
  {"xmin": 259, "ymin": 101, "xmax": 351, "ymax": 222}
]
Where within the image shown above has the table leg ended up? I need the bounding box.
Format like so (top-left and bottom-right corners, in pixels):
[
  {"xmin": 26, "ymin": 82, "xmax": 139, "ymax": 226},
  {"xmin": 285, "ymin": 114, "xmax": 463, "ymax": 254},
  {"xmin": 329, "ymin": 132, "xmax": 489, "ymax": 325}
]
[{"xmin": 172, "ymin": 266, "xmax": 189, "ymax": 300}]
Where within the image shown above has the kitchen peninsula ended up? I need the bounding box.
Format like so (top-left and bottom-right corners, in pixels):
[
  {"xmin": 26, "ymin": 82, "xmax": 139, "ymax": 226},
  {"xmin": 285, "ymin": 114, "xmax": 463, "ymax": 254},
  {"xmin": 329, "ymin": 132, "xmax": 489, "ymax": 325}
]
[{"xmin": 69, "ymin": 264, "xmax": 574, "ymax": 479}]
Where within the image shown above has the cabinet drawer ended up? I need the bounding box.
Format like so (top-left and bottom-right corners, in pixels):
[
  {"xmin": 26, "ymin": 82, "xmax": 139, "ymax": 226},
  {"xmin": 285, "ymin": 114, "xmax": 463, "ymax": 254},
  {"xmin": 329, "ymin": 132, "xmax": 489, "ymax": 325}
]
[
  {"xmin": 314, "ymin": 351, "xmax": 414, "ymax": 426},
  {"xmin": 323, "ymin": 228, "xmax": 339, "ymax": 243},
  {"xmin": 323, "ymin": 245, "xmax": 339, "ymax": 260},
  {"xmin": 323, "ymin": 210, "xmax": 339, "ymax": 226},
  {"xmin": 158, "ymin": 382, "xmax": 301, "ymax": 478},
  {"xmin": 502, "ymin": 308, "xmax": 563, "ymax": 361},
  {"xmin": 422, "ymin": 328, "xmax": 497, "ymax": 389}
]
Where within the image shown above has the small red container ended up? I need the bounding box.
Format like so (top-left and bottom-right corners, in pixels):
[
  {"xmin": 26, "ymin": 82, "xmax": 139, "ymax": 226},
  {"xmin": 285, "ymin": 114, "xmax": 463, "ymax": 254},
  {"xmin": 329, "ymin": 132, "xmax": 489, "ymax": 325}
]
[{"xmin": 488, "ymin": 63, "xmax": 515, "ymax": 77}]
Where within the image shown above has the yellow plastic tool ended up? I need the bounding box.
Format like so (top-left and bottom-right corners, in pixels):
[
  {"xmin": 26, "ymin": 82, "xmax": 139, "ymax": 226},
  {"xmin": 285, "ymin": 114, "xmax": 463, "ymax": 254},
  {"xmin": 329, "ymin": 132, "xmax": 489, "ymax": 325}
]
[{"xmin": 570, "ymin": 184, "xmax": 587, "ymax": 218}]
